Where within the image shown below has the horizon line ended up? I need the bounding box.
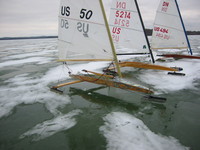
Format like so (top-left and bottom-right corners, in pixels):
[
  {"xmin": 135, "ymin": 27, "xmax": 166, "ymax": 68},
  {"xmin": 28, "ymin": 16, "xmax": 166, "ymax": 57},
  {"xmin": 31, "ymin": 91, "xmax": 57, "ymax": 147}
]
[{"xmin": 0, "ymin": 29, "xmax": 200, "ymax": 40}]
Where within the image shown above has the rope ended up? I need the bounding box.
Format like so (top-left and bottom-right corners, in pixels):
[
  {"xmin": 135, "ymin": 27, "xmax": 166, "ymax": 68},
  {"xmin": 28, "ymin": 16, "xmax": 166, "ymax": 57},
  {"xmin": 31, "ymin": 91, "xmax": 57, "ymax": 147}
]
[
  {"xmin": 81, "ymin": 62, "xmax": 116, "ymax": 83},
  {"xmin": 63, "ymin": 62, "xmax": 73, "ymax": 75}
]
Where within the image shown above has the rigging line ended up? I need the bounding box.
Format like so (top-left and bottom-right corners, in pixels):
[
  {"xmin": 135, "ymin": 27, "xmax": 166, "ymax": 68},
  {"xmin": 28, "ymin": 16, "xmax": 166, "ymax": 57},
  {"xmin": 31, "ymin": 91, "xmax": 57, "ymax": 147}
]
[
  {"xmin": 134, "ymin": 0, "xmax": 155, "ymax": 63},
  {"xmin": 55, "ymin": 63, "xmax": 68, "ymax": 84},
  {"xmin": 107, "ymin": 61, "xmax": 115, "ymax": 70},
  {"xmin": 174, "ymin": 0, "xmax": 192, "ymax": 55},
  {"xmin": 63, "ymin": 62, "xmax": 73, "ymax": 75},
  {"xmin": 58, "ymin": 65, "xmax": 64, "ymax": 83},
  {"xmin": 82, "ymin": 61, "xmax": 115, "ymax": 83},
  {"xmin": 80, "ymin": 71, "xmax": 107, "ymax": 84}
]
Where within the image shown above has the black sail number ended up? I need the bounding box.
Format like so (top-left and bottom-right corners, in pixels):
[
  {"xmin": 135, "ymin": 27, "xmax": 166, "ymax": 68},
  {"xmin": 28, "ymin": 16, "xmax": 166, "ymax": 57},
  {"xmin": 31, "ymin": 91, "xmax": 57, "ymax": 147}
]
[
  {"xmin": 80, "ymin": 9, "xmax": 93, "ymax": 19},
  {"xmin": 61, "ymin": 6, "xmax": 70, "ymax": 16}
]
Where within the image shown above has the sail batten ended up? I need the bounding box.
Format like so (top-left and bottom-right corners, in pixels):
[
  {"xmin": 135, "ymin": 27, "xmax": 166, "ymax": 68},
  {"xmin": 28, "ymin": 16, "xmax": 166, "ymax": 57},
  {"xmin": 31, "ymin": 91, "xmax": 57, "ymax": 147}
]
[
  {"xmin": 59, "ymin": 16, "xmax": 105, "ymax": 26},
  {"xmin": 111, "ymin": 8, "xmax": 137, "ymax": 13},
  {"xmin": 157, "ymin": 11, "xmax": 178, "ymax": 17},
  {"xmin": 57, "ymin": 59, "xmax": 113, "ymax": 62},
  {"xmin": 152, "ymin": 47, "xmax": 188, "ymax": 50}
]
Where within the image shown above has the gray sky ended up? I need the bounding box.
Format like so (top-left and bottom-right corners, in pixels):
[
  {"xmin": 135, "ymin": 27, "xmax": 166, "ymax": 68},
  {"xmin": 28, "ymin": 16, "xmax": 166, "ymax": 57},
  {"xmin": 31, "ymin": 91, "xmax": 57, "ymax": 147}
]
[{"xmin": 0, "ymin": 0, "xmax": 199, "ymax": 37}]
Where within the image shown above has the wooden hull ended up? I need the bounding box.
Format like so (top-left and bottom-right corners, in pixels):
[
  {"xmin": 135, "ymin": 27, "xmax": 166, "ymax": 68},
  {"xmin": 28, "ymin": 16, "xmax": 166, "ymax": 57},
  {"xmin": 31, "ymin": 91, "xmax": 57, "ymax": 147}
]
[
  {"xmin": 161, "ymin": 54, "xmax": 200, "ymax": 59},
  {"xmin": 71, "ymin": 74, "xmax": 153, "ymax": 94},
  {"xmin": 109, "ymin": 61, "xmax": 178, "ymax": 71}
]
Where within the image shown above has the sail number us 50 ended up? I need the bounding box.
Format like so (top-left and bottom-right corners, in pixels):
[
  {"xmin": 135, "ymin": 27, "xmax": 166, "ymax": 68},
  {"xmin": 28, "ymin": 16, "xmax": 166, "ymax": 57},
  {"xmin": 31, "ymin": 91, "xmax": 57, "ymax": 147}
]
[
  {"xmin": 60, "ymin": 6, "xmax": 93, "ymax": 35},
  {"xmin": 61, "ymin": 6, "xmax": 93, "ymax": 19}
]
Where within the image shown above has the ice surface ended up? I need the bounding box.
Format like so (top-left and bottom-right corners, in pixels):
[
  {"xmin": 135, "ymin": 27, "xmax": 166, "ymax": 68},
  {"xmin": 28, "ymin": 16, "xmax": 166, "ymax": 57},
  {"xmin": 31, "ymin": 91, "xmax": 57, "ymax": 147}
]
[
  {"xmin": 0, "ymin": 37, "xmax": 200, "ymax": 146},
  {"xmin": 0, "ymin": 57, "xmax": 53, "ymax": 68},
  {"xmin": 100, "ymin": 112, "xmax": 189, "ymax": 150},
  {"xmin": 139, "ymin": 59, "xmax": 200, "ymax": 93},
  {"xmin": 0, "ymin": 72, "xmax": 71, "ymax": 118},
  {"xmin": 2, "ymin": 50, "xmax": 57, "ymax": 60},
  {"xmin": 20, "ymin": 109, "xmax": 82, "ymax": 141}
]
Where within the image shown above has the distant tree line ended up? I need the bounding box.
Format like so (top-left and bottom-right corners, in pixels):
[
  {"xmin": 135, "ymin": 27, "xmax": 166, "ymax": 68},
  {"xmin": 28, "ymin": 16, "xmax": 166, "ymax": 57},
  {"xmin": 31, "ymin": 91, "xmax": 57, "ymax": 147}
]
[
  {"xmin": 145, "ymin": 29, "xmax": 200, "ymax": 36},
  {"xmin": 0, "ymin": 36, "xmax": 57, "ymax": 40}
]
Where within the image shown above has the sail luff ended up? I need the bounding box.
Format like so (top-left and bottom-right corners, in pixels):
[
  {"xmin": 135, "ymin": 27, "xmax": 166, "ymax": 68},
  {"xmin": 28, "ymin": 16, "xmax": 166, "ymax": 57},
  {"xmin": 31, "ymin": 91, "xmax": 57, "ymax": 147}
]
[
  {"xmin": 99, "ymin": 0, "xmax": 122, "ymax": 78},
  {"xmin": 134, "ymin": 0, "xmax": 155, "ymax": 63},
  {"xmin": 174, "ymin": 0, "xmax": 192, "ymax": 55}
]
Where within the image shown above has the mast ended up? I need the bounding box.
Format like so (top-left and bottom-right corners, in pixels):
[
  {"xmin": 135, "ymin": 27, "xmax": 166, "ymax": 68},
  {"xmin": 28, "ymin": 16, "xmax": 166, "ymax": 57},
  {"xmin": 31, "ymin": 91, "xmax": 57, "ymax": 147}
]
[
  {"xmin": 99, "ymin": 0, "xmax": 122, "ymax": 77},
  {"xmin": 174, "ymin": 0, "xmax": 193, "ymax": 55},
  {"xmin": 134, "ymin": 0, "xmax": 155, "ymax": 63}
]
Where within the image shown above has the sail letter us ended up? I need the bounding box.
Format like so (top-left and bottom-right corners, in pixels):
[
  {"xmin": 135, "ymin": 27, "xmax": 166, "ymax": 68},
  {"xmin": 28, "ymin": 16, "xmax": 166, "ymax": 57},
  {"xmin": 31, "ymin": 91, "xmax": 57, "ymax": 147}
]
[
  {"xmin": 112, "ymin": 27, "xmax": 121, "ymax": 34},
  {"xmin": 112, "ymin": 27, "xmax": 121, "ymax": 42},
  {"xmin": 77, "ymin": 22, "xmax": 89, "ymax": 37},
  {"xmin": 60, "ymin": 6, "xmax": 70, "ymax": 30},
  {"xmin": 161, "ymin": 1, "xmax": 169, "ymax": 12},
  {"xmin": 61, "ymin": 6, "xmax": 70, "ymax": 16}
]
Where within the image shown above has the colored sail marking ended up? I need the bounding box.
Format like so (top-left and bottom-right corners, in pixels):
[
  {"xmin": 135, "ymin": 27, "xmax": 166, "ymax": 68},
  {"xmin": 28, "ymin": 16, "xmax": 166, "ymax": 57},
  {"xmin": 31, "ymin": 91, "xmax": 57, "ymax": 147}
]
[{"xmin": 109, "ymin": 0, "xmax": 151, "ymax": 54}]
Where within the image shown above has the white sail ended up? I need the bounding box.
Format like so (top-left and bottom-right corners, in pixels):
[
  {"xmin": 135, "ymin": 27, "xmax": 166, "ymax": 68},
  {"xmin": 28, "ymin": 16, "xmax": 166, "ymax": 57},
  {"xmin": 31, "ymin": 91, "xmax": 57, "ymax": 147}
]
[
  {"xmin": 109, "ymin": 0, "xmax": 150, "ymax": 54},
  {"xmin": 151, "ymin": 0, "xmax": 188, "ymax": 50},
  {"xmin": 58, "ymin": 0, "xmax": 114, "ymax": 61}
]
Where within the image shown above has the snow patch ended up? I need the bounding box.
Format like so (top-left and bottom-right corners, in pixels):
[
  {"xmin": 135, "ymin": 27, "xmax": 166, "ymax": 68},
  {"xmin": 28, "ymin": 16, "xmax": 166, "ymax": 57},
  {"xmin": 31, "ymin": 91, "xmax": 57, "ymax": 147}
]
[
  {"xmin": 139, "ymin": 59, "xmax": 200, "ymax": 93},
  {"xmin": 20, "ymin": 109, "xmax": 82, "ymax": 141},
  {"xmin": 100, "ymin": 112, "xmax": 189, "ymax": 150}
]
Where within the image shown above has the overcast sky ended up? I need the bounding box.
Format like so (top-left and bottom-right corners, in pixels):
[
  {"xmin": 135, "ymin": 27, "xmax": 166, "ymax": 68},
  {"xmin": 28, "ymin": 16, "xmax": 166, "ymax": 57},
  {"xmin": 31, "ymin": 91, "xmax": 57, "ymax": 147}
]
[{"xmin": 0, "ymin": 0, "xmax": 199, "ymax": 37}]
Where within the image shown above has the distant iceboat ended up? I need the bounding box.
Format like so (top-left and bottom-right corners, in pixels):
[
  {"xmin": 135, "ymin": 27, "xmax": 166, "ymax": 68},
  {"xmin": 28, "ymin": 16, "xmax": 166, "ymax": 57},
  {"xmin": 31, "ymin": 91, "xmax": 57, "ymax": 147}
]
[
  {"xmin": 151, "ymin": 0, "xmax": 200, "ymax": 59},
  {"xmin": 108, "ymin": 0, "xmax": 179, "ymax": 71}
]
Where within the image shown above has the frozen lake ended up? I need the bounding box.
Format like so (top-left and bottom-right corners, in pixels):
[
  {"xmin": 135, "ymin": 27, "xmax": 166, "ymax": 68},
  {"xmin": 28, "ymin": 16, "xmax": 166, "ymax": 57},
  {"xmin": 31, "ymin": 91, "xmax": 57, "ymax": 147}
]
[{"xmin": 0, "ymin": 36, "xmax": 200, "ymax": 150}]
